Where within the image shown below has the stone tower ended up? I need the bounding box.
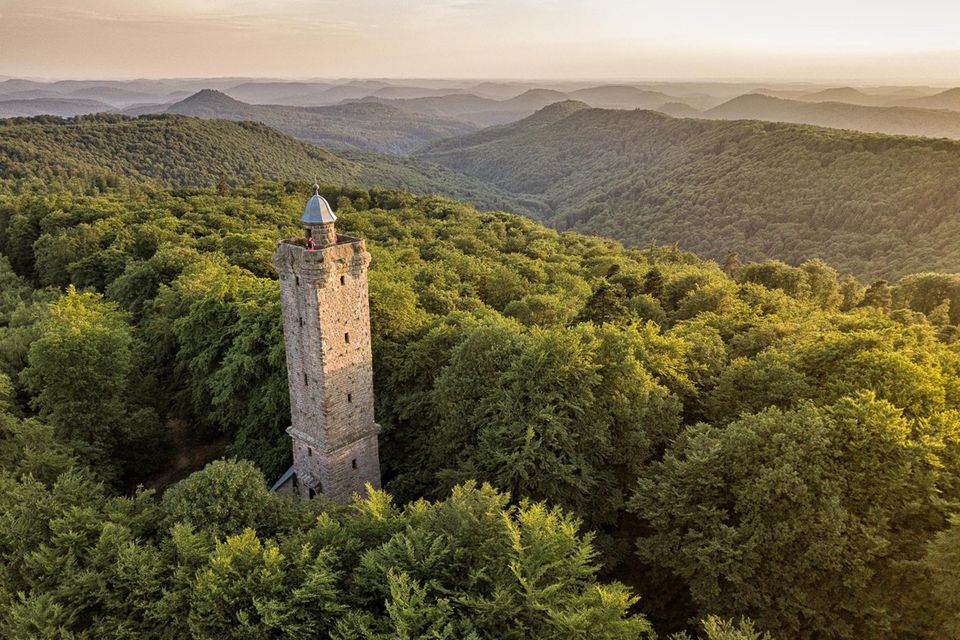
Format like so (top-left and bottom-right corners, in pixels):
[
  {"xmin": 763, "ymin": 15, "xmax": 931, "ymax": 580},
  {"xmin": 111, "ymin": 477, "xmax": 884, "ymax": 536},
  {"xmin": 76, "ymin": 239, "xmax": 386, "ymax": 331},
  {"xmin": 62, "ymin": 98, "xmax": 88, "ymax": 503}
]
[{"xmin": 271, "ymin": 184, "xmax": 381, "ymax": 501}]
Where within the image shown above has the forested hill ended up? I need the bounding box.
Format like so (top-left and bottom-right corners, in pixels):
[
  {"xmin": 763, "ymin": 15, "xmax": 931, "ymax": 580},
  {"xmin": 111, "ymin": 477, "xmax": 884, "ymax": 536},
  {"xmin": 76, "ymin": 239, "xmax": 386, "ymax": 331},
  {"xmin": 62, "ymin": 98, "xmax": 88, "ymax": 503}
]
[
  {"xmin": 0, "ymin": 113, "xmax": 356, "ymax": 187},
  {"xmin": 5, "ymin": 182, "xmax": 960, "ymax": 638},
  {"xmin": 0, "ymin": 113, "xmax": 527, "ymax": 212},
  {"xmin": 417, "ymin": 105, "xmax": 960, "ymax": 279}
]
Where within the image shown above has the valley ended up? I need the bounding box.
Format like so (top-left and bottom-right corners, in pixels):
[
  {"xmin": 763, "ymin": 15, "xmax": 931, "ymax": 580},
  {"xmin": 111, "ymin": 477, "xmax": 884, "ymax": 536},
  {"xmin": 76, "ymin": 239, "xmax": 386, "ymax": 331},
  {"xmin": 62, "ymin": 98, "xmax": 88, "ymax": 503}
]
[{"xmin": 417, "ymin": 102, "xmax": 960, "ymax": 279}]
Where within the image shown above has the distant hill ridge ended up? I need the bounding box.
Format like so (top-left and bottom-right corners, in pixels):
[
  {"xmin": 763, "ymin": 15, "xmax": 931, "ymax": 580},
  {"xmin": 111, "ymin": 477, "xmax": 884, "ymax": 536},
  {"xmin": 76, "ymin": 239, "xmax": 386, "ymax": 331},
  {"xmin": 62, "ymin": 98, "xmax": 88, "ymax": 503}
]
[
  {"xmin": 163, "ymin": 90, "xmax": 478, "ymax": 154},
  {"xmin": 344, "ymin": 86, "xmax": 701, "ymax": 128},
  {"xmin": 0, "ymin": 98, "xmax": 116, "ymax": 118},
  {"xmin": 162, "ymin": 88, "xmax": 699, "ymax": 154},
  {"xmin": 797, "ymin": 87, "xmax": 882, "ymax": 105},
  {"xmin": 903, "ymin": 87, "xmax": 960, "ymax": 111},
  {"xmin": 704, "ymin": 93, "xmax": 960, "ymax": 139}
]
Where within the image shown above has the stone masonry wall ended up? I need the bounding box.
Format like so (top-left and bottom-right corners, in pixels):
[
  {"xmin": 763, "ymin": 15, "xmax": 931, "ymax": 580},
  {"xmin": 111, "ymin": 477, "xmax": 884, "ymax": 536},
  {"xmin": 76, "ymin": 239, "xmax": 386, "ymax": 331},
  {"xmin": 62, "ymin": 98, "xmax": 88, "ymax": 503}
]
[{"xmin": 273, "ymin": 236, "xmax": 381, "ymax": 502}]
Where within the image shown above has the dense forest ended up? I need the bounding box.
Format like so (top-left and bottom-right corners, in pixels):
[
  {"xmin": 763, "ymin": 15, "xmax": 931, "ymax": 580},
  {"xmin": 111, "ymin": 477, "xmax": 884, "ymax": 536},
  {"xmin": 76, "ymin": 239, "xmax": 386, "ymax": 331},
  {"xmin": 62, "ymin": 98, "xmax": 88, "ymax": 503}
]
[
  {"xmin": 418, "ymin": 103, "xmax": 960, "ymax": 279},
  {"xmin": 3, "ymin": 179, "xmax": 960, "ymax": 638},
  {"xmin": 0, "ymin": 113, "xmax": 526, "ymax": 213}
]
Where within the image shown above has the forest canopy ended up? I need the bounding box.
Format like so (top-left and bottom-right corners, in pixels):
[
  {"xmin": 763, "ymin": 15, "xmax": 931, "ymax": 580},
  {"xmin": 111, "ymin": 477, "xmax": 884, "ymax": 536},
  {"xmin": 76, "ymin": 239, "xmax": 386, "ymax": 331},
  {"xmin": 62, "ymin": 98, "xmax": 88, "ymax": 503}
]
[{"xmin": 2, "ymin": 182, "xmax": 960, "ymax": 638}]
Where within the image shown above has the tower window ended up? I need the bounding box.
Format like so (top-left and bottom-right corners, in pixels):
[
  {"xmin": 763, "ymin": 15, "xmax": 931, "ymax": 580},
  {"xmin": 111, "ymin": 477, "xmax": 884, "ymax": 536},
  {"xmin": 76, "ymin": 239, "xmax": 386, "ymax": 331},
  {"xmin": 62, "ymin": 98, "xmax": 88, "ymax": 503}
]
[
  {"xmin": 308, "ymin": 447, "xmax": 312, "ymax": 457},
  {"xmin": 344, "ymin": 332, "xmax": 350, "ymax": 344},
  {"xmin": 295, "ymin": 275, "xmax": 300, "ymax": 286},
  {"xmin": 298, "ymin": 317, "xmax": 303, "ymax": 327},
  {"xmin": 352, "ymin": 459, "xmax": 357, "ymax": 469},
  {"xmin": 347, "ymin": 393, "xmax": 352, "ymax": 403},
  {"xmin": 340, "ymin": 275, "xmax": 345, "ymax": 285},
  {"xmin": 303, "ymin": 372, "xmax": 308, "ymax": 386}
]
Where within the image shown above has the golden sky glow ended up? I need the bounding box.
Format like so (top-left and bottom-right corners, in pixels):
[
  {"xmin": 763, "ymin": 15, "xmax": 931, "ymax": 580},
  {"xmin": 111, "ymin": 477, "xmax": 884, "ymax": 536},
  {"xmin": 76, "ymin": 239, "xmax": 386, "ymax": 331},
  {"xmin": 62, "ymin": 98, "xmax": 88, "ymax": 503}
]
[{"xmin": 1, "ymin": 0, "xmax": 959, "ymax": 81}]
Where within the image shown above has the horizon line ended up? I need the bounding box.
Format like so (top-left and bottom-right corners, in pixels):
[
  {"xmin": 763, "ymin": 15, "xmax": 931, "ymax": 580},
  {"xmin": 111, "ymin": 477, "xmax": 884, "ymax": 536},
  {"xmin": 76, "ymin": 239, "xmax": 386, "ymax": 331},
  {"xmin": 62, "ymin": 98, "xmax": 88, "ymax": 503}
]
[{"xmin": 2, "ymin": 74, "xmax": 960, "ymax": 87}]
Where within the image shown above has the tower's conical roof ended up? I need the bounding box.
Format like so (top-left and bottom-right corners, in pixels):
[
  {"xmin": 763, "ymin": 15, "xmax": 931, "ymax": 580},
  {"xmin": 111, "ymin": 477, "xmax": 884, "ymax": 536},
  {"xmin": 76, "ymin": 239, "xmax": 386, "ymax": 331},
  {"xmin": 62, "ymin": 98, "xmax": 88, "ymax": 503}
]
[{"xmin": 301, "ymin": 183, "xmax": 336, "ymax": 225}]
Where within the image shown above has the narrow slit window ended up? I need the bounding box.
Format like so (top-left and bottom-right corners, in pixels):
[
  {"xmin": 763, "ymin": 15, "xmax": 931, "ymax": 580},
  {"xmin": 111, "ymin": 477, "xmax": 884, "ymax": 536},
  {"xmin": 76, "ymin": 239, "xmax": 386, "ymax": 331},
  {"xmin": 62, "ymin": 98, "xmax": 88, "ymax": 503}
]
[
  {"xmin": 347, "ymin": 393, "xmax": 352, "ymax": 403},
  {"xmin": 303, "ymin": 372, "xmax": 308, "ymax": 386},
  {"xmin": 352, "ymin": 459, "xmax": 357, "ymax": 469},
  {"xmin": 307, "ymin": 447, "xmax": 312, "ymax": 457},
  {"xmin": 344, "ymin": 332, "xmax": 350, "ymax": 344},
  {"xmin": 298, "ymin": 317, "xmax": 303, "ymax": 327},
  {"xmin": 295, "ymin": 275, "xmax": 300, "ymax": 286},
  {"xmin": 340, "ymin": 275, "xmax": 345, "ymax": 285}
]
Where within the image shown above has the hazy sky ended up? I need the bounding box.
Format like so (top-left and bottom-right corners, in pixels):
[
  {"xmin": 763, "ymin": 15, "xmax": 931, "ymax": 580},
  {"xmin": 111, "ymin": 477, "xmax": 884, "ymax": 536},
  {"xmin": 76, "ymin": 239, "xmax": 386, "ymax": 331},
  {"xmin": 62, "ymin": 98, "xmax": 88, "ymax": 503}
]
[{"xmin": 2, "ymin": 0, "xmax": 959, "ymax": 81}]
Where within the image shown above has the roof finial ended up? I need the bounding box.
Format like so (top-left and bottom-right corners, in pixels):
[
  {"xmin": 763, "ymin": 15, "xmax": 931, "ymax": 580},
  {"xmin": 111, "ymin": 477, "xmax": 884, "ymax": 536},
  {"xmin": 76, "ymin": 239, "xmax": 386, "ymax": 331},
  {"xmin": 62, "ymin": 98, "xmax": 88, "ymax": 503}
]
[
  {"xmin": 313, "ymin": 177, "xmax": 320, "ymax": 196},
  {"xmin": 301, "ymin": 180, "xmax": 337, "ymax": 226}
]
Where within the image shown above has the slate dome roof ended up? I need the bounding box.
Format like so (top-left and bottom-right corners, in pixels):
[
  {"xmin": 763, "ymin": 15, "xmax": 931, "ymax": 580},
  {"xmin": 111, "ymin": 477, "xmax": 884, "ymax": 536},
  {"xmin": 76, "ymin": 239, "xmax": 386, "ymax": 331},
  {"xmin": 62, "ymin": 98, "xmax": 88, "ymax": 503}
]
[{"xmin": 301, "ymin": 183, "xmax": 336, "ymax": 225}]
